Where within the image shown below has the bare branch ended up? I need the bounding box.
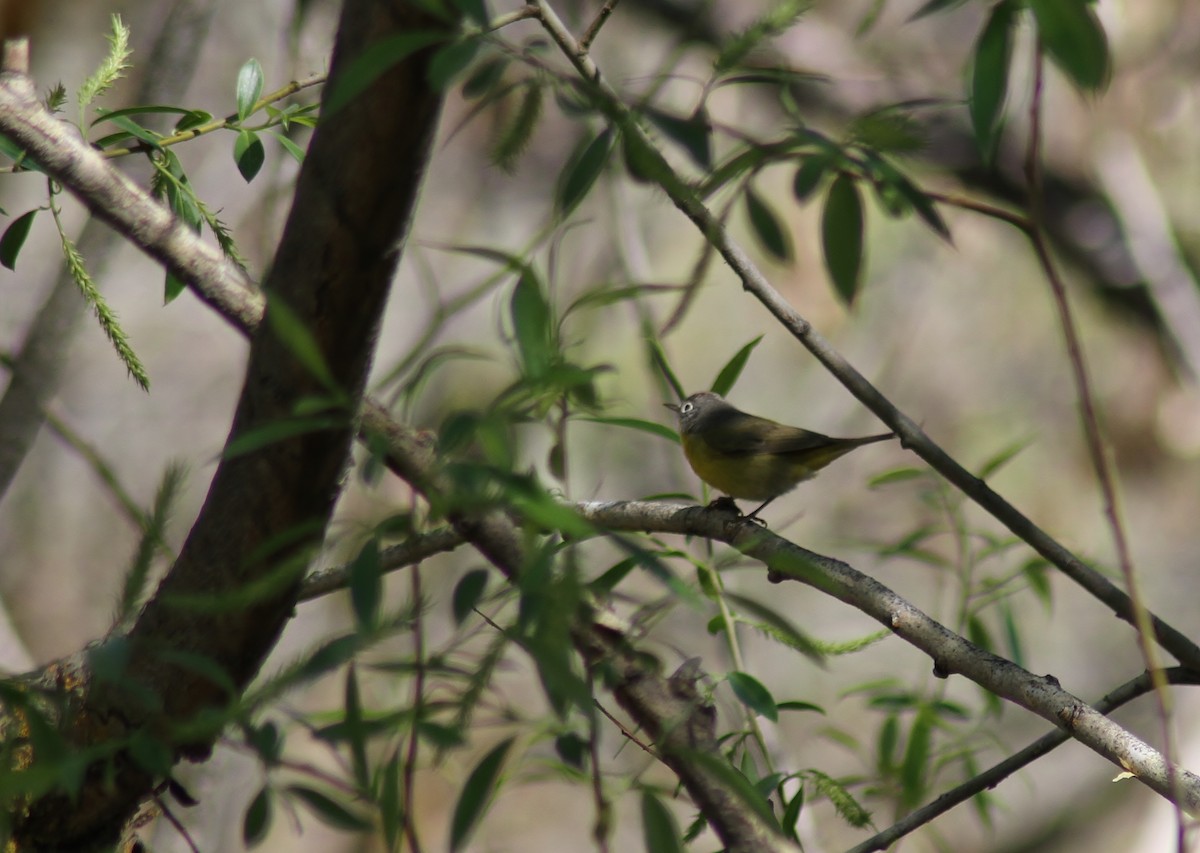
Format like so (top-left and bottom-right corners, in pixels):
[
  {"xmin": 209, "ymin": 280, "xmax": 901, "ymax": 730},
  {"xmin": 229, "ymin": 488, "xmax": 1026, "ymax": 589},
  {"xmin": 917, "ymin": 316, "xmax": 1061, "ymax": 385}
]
[
  {"xmin": 529, "ymin": 0, "xmax": 1200, "ymax": 673},
  {"xmin": 573, "ymin": 498, "xmax": 1200, "ymax": 814}
]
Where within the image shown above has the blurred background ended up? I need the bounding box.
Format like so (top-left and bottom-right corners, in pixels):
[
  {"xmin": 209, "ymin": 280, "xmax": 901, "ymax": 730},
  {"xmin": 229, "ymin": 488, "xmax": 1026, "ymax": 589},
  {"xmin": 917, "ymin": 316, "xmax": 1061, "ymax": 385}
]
[{"xmin": 1, "ymin": 0, "xmax": 1198, "ymax": 850}]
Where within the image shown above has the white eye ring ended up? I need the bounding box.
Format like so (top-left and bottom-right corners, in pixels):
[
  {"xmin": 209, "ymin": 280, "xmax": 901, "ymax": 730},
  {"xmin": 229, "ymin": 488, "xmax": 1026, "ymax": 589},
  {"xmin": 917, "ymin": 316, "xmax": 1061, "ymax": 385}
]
[{"xmin": 681, "ymin": 402, "xmax": 694, "ymax": 413}]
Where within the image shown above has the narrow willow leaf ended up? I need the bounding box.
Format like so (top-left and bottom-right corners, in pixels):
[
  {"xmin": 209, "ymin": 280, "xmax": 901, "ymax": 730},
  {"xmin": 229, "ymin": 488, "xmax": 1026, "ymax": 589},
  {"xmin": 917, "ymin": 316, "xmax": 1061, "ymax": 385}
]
[
  {"xmin": 970, "ymin": 1, "xmax": 1016, "ymax": 161},
  {"xmin": 745, "ymin": 186, "xmax": 792, "ymax": 263},
  {"xmin": 349, "ymin": 538, "xmax": 382, "ymax": 632},
  {"xmin": 908, "ymin": 0, "xmax": 968, "ymax": 22},
  {"xmin": 243, "ymin": 787, "xmax": 272, "ymax": 847},
  {"xmin": 900, "ymin": 706, "xmax": 934, "ymax": 808},
  {"xmin": 287, "ymin": 785, "xmax": 373, "ymax": 832},
  {"xmin": 428, "ymin": 37, "xmax": 481, "ymax": 92},
  {"xmin": 646, "ymin": 106, "xmax": 711, "ymax": 168},
  {"xmin": 641, "ymin": 791, "xmax": 685, "ymax": 853},
  {"xmin": 792, "ymin": 154, "xmax": 828, "ymax": 202},
  {"xmin": 556, "ymin": 129, "xmax": 612, "ymax": 215},
  {"xmin": 265, "ymin": 291, "xmax": 342, "ymax": 394},
  {"xmin": 450, "ymin": 738, "xmax": 514, "ymax": 851},
  {"xmin": 728, "ymin": 671, "xmax": 779, "ymax": 722},
  {"xmin": 1029, "ymin": 0, "xmax": 1110, "ymax": 91},
  {"xmin": 324, "ymin": 31, "xmax": 448, "ymax": 116},
  {"xmin": 452, "ymin": 568, "xmax": 489, "ymax": 624},
  {"xmin": 510, "ymin": 269, "xmax": 554, "ymax": 378},
  {"xmin": 236, "ymin": 58, "xmax": 264, "ymax": 121},
  {"xmin": 710, "ymin": 335, "xmax": 764, "ymax": 397},
  {"xmin": 0, "ymin": 210, "xmax": 37, "ymax": 270},
  {"xmin": 821, "ymin": 173, "xmax": 864, "ymax": 304}
]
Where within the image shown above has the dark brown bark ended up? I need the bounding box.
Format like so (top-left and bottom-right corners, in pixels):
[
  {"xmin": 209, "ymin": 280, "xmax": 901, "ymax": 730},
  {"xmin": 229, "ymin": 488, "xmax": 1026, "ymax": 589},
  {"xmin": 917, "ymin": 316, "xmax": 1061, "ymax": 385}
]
[{"xmin": 9, "ymin": 0, "xmax": 447, "ymax": 846}]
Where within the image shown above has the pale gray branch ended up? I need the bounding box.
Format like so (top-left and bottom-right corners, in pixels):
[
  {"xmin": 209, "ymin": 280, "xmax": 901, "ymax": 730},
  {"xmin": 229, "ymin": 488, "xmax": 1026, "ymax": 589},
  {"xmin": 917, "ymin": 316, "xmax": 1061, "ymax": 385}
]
[
  {"xmin": 574, "ymin": 498, "xmax": 1200, "ymax": 814},
  {"xmin": 530, "ymin": 0, "xmax": 1200, "ymax": 673}
]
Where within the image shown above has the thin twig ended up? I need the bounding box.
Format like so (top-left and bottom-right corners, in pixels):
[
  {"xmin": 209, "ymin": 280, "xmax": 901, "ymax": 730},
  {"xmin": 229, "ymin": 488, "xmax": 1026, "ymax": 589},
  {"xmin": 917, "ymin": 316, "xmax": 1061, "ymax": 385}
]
[
  {"xmin": 848, "ymin": 667, "xmax": 1200, "ymax": 853},
  {"xmin": 587, "ymin": 674, "xmax": 612, "ymax": 853},
  {"xmin": 579, "ymin": 0, "xmax": 622, "ymax": 53},
  {"xmin": 402, "ymin": 561, "xmax": 426, "ymax": 853},
  {"xmin": 573, "ymin": 498, "xmax": 1200, "ymax": 814},
  {"xmin": 526, "ymin": 0, "xmax": 1200, "ymax": 674},
  {"xmin": 1023, "ymin": 44, "xmax": 1185, "ymax": 847}
]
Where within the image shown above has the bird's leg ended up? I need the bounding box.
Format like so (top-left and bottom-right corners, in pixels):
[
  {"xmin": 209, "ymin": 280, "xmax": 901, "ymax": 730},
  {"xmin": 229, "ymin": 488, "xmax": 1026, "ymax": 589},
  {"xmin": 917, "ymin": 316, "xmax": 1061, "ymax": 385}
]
[{"xmin": 742, "ymin": 498, "xmax": 774, "ymax": 526}]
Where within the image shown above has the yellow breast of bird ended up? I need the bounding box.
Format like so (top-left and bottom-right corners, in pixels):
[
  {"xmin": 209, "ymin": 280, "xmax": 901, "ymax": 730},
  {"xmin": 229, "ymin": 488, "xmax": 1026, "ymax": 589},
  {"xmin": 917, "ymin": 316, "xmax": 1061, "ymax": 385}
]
[{"xmin": 680, "ymin": 433, "xmax": 812, "ymax": 501}]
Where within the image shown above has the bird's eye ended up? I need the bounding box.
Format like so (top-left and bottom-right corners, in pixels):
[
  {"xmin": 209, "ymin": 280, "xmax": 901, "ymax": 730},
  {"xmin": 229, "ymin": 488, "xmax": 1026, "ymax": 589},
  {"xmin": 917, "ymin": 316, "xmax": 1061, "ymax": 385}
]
[{"xmin": 680, "ymin": 402, "xmax": 693, "ymax": 413}]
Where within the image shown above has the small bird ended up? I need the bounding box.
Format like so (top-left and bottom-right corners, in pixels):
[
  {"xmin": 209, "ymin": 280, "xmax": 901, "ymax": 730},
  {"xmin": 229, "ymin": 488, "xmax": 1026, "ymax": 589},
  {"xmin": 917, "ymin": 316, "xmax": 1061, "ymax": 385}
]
[{"xmin": 665, "ymin": 391, "xmax": 893, "ymax": 520}]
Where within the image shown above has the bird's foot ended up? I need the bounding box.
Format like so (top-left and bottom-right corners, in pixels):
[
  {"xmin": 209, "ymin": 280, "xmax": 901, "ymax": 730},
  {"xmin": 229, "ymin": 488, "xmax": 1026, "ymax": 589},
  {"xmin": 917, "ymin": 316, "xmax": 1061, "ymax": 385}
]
[{"xmin": 704, "ymin": 496, "xmax": 768, "ymax": 526}]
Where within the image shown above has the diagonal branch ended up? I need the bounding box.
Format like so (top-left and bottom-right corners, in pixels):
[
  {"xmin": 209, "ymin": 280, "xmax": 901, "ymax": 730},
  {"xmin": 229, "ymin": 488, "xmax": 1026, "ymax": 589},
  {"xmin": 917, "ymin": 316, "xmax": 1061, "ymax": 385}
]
[
  {"xmin": 572, "ymin": 499, "xmax": 1200, "ymax": 814},
  {"xmin": 529, "ymin": 0, "xmax": 1200, "ymax": 673}
]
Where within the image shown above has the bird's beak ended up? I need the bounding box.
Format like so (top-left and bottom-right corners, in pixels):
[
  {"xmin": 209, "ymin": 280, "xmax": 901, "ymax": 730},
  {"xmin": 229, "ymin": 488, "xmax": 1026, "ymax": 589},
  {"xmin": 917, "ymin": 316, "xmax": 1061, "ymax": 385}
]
[{"xmin": 664, "ymin": 402, "xmax": 680, "ymax": 412}]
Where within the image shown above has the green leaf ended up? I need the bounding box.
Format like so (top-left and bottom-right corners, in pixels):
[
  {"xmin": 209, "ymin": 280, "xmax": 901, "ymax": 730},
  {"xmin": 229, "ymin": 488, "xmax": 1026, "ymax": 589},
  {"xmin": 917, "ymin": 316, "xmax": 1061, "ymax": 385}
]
[
  {"xmin": 745, "ymin": 185, "xmax": 792, "ymax": 263},
  {"xmin": 792, "ymin": 154, "xmax": 828, "ymax": 202},
  {"xmin": 90, "ymin": 104, "xmax": 196, "ymax": 128},
  {"xmin": 236, "ymin": 58, "xmax": 264, "ymax": 122},
  {"xmin": 641, "ymin": 791, "xmax": 685, "ymax": 853},
  {"xmin": 0, "ymin": 210, "xmax": 37, "ymax": 270},
  {"xmin": 287, "ymin": 784, "xmax": 373, "ymax": 832},
  {"xmin": 429, "ymin": 37, "xmax": 481, "ymax": 91},
  {"xmin": 556, "ymin": 129, "xmax": 613, "ymax": 215},
  {"xmin": 646, "ymin": 106, "xmax": 711, "ymax": 169},
  {"xmin": 647, "ymin": 338, "xmax": 686, "ymax": 402},
  {"xmin": 900, "ymin": 705, "xmax": 934, "ymax": 808},
  {"xmin": 99, "ymin": 114, "xmax": 162, "ymax": 149},
  {"xmin": 349, "ymin": 538, "xmax": 382, "ymax": 632},
  {"xmin": 222, "ymin": 415, "xmax": 345, "ymax": 460},
  {"xmin": 452, "ymin": 0, "xmax": 490, "ymax": 26},
  {"xmin": 268, "ymin": 131, "xmax": 306, "ymax": 163},
  {"xmin": 452, "ymin": 568, "xmax": 489, "ymax": 624},
  {"xmin": 450, "ymin": 737, "xmax": 514, "ymax": 851},
  {"xmin": 343, "ymin": 666, "xmax": 369, "ymax": 788},
  {"xmin": 554, "ymin": 732, "xmax": 587, "ymax": 769},
  {"xmin": 710, "ymin": 335, "xmax": 763, "ymax": 397},
  {"xmin": 462, "ymin": 56, "xmax": 508, "ymax": 99},
  {"xmin": 781, "ymin": 783, "xmax": 805, "ymax": 841},
  {"xmin": 778, "ymin": 700, "xmax": 825, "ymax": 714},
  {"xmin": 234, "ymin": 130, "xmax": 266, "ymax": 182},
  {"xmin": 1022, "ymin": 558, "xmax": 1052, "ymax": 607},
  {"xmin": 324, "ymin": 31, "xmax": 448, "ymax": 117},
  {"xmin": 865, "ymin": 153, "xmax": 950, "ymax": 240},
  {"xmin": 686, "ymin": 750, "xmax": 780, "ymax": 828},
  {"xmin": 1029, "ymin": 0, "xmax": 1110, "ymax": 91},
  {"xmin": 243, "ymin": 786, "xmax": 272, "ymax": 847},
  {"xmin": 821, "ymin": 173, "xmax": 865, "ymax": 304},
  {"xmin": 908, "ymin": 0, "xmax": 968, "ymax": 21},
  {"xmin": 381, "ymin": 753, "xmax": 402, "ymax": 849},
  {"xmin": 1001, "ymin": 600, "xmax": 1024, "ymax": 668},
  {"xmin": 265, "ymin": 291, "xmax": 342, "ymax": 395},
  {"xmin": 970, "ymin": 1, "xmax": 1016, "ymax": 162},
  {"xmin": 492, "ymin": 81, "xmax": 542, "ymax": 172},
  {"xmin": 510, "ymin": 269, "xmax": 554, "ymax": 378},
  {"xmin": 578, "ymin": 416, "xmax": 679, "ymax": 444},
  {"xmin": 728, "ymin": 671, "xmax": 779, "ymax": 722}
]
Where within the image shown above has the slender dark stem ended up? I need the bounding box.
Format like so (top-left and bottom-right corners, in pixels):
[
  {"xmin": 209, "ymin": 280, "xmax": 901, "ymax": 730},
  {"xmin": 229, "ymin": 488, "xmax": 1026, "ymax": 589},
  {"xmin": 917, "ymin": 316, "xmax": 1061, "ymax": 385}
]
[
  {"xmin": 579, "ymin": 0, "xmax": 622, "ymax": 53},
  {"xmin": 403, "ymin": 560, "xmax": 426, "ymax": 853},
  {"xmin": 1024, "ymin": 44, "xmax": 1184, "ymax": 848},
  {"xmin": 587, "ymin": 675, "xmax": 612, "ymax": 853},
  {"xmin": 848, "ymin": 667, "xmax": 1200, "ymax": 853}
]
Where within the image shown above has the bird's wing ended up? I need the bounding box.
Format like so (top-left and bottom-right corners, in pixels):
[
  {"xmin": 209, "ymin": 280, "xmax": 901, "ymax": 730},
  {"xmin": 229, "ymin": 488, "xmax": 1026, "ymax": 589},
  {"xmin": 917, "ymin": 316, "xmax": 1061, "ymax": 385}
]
[{"xmin": 699, "ymin": 409, "xmax": 836, "ymax": 456}]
